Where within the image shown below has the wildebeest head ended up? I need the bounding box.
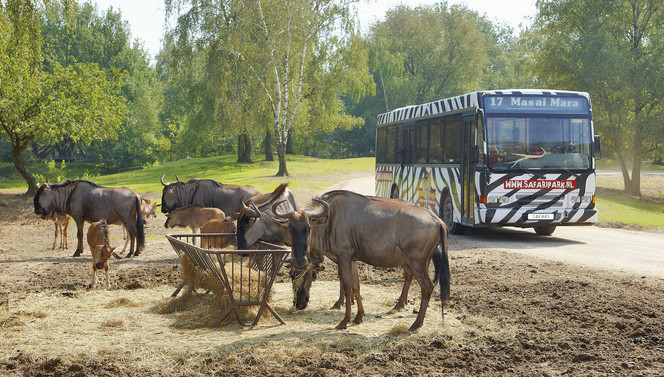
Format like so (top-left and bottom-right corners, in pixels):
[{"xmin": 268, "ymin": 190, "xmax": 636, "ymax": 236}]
[
  {"xmin": 95, "ymin": 244, "xmax": 116, "ymax": 270},
  {"xmin": 33, "ymin": 182, "xmax": 55, "ymax": 219},
  {"xmin": 160, "ymin": 175, "xmax": 184, "ymax": 213},
  {"xmin": 164, "ymin": 209, "xmax": 185, "ymax": 229},
  {"xmin": 234, "ymin": 199, "xmax": 294, "ymax": 250},
  {"xmin": 272, "ymin": 198, "xmax": 330, "ymax": 309}
]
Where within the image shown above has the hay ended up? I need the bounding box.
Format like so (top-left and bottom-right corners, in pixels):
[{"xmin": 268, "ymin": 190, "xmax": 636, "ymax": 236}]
[{"xmin": 157, "ymin": 249, "xmax": 273, "ymax": 328}]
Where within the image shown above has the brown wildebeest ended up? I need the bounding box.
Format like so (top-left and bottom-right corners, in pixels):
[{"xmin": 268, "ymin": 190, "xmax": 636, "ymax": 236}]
[
  {"xmin": 160, "ymin": 175, "xmax": 260, "ymax": 216},
  {"xmin": 44, "ymin": 212, "xmax": 71, "ymax": 250},
  {"xmin": 87, "ymin": 219, "xmax": 117, "ymax": 289},
  {"xmin": 33, "ymin": 180, "xmax": 145, "ymax": 258},
  {"xmin": 263, "ymin": 190, "xmax": 450, "ymax": 331},
  {"xmin": 200, "ymin": 218, "xmax": 235, "ymax": 249},
  {"xmin": 235, "ymin": 190, "xmax": 426, "ymax": 310},
  {"xmin": 164, "ymin": 205, "xmax": 226, "ymax": 233}
]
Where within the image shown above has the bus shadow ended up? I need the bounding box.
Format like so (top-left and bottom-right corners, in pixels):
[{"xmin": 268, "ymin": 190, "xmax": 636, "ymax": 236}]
[{"xmin": 453, "ymin": 226, "xmax": 584, "ymax": 250}]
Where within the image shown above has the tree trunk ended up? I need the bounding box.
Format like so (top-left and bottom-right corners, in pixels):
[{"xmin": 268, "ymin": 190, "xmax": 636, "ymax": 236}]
[
  {"xmin": 629, "ymin": 151, "xmax": 642, "ymax": 197},
  {"xmin": 264, "ymin": 130, "xmax": 274, "ymax": 161},
  {"xmin": 237, "ymin": 133, "xmax": 252, "ymax": 163},
  {"xmin": 616, "ymin": 151, "xmax": 632, "ymax": 194},
  {"xmin": 285, "ymin": 128, "xmax": 294, "ymax": 155},
  {"xmin": 276, "ymin": 143, "xmax": 289, "ymax": 176},
  {"xmin": 11, "ymin": 145, "xmax": 37, "ymax": 196}
]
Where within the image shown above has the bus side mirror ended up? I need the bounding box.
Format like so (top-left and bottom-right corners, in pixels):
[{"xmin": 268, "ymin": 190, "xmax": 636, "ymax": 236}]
[
  {"xmin": 593, "ymin": 135, "xmax": 602, "ymax": 160},
  {"xmin": 470, "ymin": 145, "xmax": 480, "ymax": 164}
]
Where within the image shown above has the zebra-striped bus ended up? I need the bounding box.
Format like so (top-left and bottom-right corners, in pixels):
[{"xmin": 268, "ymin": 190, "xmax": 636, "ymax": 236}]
[{"xmin": 375, "ymin": 89, "xmax": 601, "ymax": 236}]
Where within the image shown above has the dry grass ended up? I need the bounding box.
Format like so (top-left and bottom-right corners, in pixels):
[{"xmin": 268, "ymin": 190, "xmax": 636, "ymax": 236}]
[{"xmin": 0, "ymin": 279, "xmax": 518, "ymax": 375}]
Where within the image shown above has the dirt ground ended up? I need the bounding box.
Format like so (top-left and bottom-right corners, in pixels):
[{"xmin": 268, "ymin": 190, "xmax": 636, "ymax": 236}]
[{"xmin": 1, "ymin": 184, "xmax": 663, "ymax": 376}]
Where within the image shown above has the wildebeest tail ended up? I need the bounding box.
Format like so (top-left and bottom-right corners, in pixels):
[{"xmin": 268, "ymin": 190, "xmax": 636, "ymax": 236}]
[
  {"xmin": 434, "ymin": 221, "xmax": 451, "ymax": 310},
  {"xmin": 135, "ymin": 196, "xmax": 145, "ymax": 250}
]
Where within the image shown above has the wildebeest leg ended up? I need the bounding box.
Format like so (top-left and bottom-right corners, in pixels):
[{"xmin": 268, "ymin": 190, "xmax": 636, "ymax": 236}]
[
  {"xmin": 121, "ymin": 226, "xmax": 130, "ymax": 254},
  {"xmin": 336, "ymin": 257, "xmax": 355, "ymax": 330},
  {"xmin": 332, "ymin": 262, "xmax": 358, "ymax": 309},
  {"xmin": 125, "ymin": 223, "xmax": 136, "ymax": 258},
  {"xmin": 63, "ymin": 220, "xmax": 69, "ymax": 249},
  {"xmin": 104, "ymin": 263, "xmax": 110, "ymax": 290},
  {"xmin": 73, "ymin": 220, "xmax": 84, "ymax": 257},
  {"xmin": 393, "ymin": 265, "xmax": 414, "ymax": 311},
  {"xmin": 408, "ymin": 265, "xmax": 435, "ymax": 331},
  {"xmin": 52, "ymin": 223, "xmax": 59, "ymax": 250},
  {"xmin": 351, "ymin": 263, "xmax": 364, "ymax": 324}
]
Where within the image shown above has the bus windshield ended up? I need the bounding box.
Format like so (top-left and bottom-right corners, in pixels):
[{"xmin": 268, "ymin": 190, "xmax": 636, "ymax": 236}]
[{"xmin": 486, "ymin": 117, "xmax": 592, "ymax": 171}]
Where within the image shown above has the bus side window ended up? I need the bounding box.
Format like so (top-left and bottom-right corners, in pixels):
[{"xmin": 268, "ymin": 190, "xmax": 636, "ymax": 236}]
[
  {"xmin": 430, "ymin": 118, "xmax": 443, "ymax": 164},
  {"xmin": 445, "ymin": 114, "xmax": 462, "ymax": 163}
]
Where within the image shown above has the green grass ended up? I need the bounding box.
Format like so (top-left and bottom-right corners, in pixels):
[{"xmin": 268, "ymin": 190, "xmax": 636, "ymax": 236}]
[
  {"xmin": 596, "ymin": 158, "xmax": 664, "ymax": 171},
  {"xmin": 596, "ymin": 190, "xmax": 664, "ymax": 229},
  {"xmin": 0, "ymin": 155, "xmax": 375, "ymax": 198}
]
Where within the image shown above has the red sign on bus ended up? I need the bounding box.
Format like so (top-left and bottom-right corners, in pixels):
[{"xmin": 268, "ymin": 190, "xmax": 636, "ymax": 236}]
[{"xmin": 504, "ymin": 180, "xmax": 576, "ymax": 190}]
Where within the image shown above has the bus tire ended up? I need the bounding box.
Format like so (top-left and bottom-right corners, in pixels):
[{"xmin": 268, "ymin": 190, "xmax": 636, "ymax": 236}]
[
  {"xmin": 390, "ymin": 185, "xmax": 399, "ymax": 199},
  {"xmin": 441, "ymin": 193, "xmax": 464, "ymax": 235},
  {"xmin": 534, "ymin": 225, "xmax": 556, "ymax": 236}
]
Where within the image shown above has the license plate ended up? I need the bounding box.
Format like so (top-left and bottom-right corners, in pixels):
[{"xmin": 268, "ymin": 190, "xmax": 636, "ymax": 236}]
[{"xmin": 528, "ymin": 213, "xmax": 554, "ymax": 220}]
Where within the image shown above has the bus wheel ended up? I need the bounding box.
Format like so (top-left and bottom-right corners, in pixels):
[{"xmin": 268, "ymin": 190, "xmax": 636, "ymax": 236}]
[
  {"xmin": 534, "ymin": 225, "xmax": 556, "ymax": 236},
  {"xmin": 441, "ymin": 194, "xmax": 464, "ymax": 235},
  {"xmin": 390, "ymin": 186, "xmax": 399, "ymax": 199}
]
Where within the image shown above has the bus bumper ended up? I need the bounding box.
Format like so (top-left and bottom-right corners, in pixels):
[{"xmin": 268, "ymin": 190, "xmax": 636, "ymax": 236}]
[{"xmin": 478, "ymin": 208, "xmax": 598, "ymax": 227}]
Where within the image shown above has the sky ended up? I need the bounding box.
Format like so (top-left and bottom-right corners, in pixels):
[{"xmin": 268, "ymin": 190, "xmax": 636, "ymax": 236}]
[{"xmin": 91, "ymin": 0, "xmax": 537, "ymax": 63}]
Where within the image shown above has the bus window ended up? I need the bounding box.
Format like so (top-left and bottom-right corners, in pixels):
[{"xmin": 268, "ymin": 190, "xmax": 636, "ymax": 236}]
[
  {"xmin": 416, "ymin": 121, "xmax": 429, "ymax": 164},
  {"xmin": 477, "ymin": 117, "xmax": 485, "ymax": 166},
  {"xmin": 445, "ymin": 114, "xmax": 461, "ymax": 163},
  {"xmin": 430, "ymin": 118, "xmax": 443, "ymax": 163},
  {"xmin": 376, "ymin": 127, "xmax": 387, "ymax": 163}
]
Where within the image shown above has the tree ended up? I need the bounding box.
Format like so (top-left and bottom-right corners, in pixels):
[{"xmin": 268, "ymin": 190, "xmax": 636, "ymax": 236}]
[
  {"xmin": 531, "ymin": 0, "xmax": 664, "ymax": 196},
  {"xmin": 0, "ymin": 0, "xmax": 126, "ymax": 195},
  {"xmin": 166, "ymin": 0, "xmax": 372, "ymax": 176},
  {"xmin": 368, "ymin": 4, "xmax": 491, "ymax": 111},
  {"xmin": 39, "ymin": 0, "xmax": 163, "ymax": 168}
]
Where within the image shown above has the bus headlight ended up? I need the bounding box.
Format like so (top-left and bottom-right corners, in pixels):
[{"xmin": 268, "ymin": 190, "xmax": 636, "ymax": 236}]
[{"xmin": 571, "ymin": 195, "xmax": 594, "ymax": 203}]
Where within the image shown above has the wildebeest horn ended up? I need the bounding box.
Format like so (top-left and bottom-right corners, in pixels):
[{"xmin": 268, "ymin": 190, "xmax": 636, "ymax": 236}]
[
  {"xmin": 160, "ymin": 175, "xmax": 167, "ymax": 186},
  {"xmin": 250, "ymin": 201, "xmax": 262, "ymax": 219},
  {"xmin": 175, "ymin": 174, "xmax": 181, "ymax": 182},
  {"xmin": 307, "ymin": 198, "xmax": 330, "ymax": 220},
  {"xmin": 271, "ymin": 199, "xmax": 290, "ymax": 219}
]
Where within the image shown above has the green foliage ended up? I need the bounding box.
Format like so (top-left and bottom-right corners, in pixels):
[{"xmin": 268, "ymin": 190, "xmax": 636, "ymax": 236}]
[
  {"xmin": 39, "ymin": 0, "xmax": 164, "ymax": 167},
  {"xmin": 530, "ymin": 0, "xmax": 664, "ymax": 195}
]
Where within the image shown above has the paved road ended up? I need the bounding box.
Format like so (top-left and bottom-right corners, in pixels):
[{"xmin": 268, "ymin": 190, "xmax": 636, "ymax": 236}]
[{"xmin": 331, "ymin": 175, "xmax": 664, "ymax": 279}]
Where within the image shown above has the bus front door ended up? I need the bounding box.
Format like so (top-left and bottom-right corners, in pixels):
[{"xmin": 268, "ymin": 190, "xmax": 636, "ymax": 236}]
[{"xmin": 462, "ymin": 113, "xmax": 476, "ymax": 224}]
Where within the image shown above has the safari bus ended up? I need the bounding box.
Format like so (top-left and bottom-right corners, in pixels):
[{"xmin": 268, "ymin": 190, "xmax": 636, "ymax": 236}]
[{"xmin": 375, "ymin": 89, "xmax": 601, "ymax": 236}]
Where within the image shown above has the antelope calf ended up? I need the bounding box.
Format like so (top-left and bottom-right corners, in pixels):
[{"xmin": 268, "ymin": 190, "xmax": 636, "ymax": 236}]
[
  {"xmin": 87, "ymin": 219, "xmax": 117, "ymax": 289},
  {"xmin": 200, "ymin": 217, "xmax": 235, "ymax": 249},
  {"xmin": 47, "ymin": 212, "xmax": 71, "ymax": 250}
]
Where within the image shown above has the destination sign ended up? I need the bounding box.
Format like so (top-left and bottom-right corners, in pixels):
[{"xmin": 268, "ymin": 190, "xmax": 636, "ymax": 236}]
[{"xmin": 484, "ymin": 95, "xmax": 589, "ymax": 114}]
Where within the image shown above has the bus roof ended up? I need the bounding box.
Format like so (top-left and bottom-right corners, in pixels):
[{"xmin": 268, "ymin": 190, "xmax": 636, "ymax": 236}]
[{"xmin": 376, "ymin": 89, "xmax": 591, "ymax": 126}]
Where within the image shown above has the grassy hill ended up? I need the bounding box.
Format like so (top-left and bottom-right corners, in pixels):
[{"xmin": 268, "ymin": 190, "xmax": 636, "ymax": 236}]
[{"xmin": 0, "ymin": 155, "xmax": 375, "ymax": 202}]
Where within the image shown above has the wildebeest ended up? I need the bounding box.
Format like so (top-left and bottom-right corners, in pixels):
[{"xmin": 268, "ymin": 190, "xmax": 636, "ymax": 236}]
[
  {"xmin": 160, "ymin": 175, "xmax": 261, "ymax": 216},
  {"xmin": 263, "ymin": 190, "xmax": 450, "ymax": 331},
  {"xmin": 45, "ymin": 212, "xmax": 71, "ymax": 250},
  {"xmin": 234, "ymin": 183, "xmax": 298, "ymax": 250},
  {"xmin": 200, "ymin": 218, "xmax": 235, "ymax": 249},
  {"xmin": 33, "ymin": 180, "xmax": 145, "ymax": 258},
  {"xmin": 164, "ymin": 206, "xmax": 227, "ymax": 233},
  {"xmin": 87, "ymin": 219, "xmax": 117, "ymax": 289}
]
